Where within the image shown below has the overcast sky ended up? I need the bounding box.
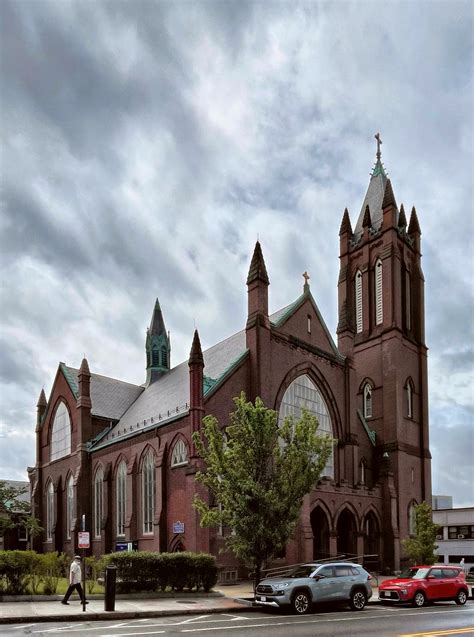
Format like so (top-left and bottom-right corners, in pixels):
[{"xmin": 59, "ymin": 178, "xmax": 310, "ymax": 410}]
[{"xmin": 1, "ymin": 1, "xmax": 473, "ymax": 507}]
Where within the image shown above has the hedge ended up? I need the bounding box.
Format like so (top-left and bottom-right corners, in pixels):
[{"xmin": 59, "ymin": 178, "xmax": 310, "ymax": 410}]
[
  {"xmin": 0, "ymin": 550, "xmax": 217, "ymax": 595},
  {"xmin": 102, "ymin": 551, "xmax": 218, "ymax": 593}
]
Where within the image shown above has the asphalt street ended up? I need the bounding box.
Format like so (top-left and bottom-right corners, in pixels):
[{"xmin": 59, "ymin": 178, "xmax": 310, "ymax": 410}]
[{"xmin": 3, "ymin": 602, "xmax": 474, "ymax": 637}]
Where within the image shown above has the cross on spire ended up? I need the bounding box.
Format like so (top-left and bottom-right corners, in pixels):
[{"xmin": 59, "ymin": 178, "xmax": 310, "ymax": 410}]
[
  {"xmin": 302, "ymin": 271, "xmax": 310, "ymax": 292},
  {"xmin": 375, "ymin": 132, "xmax": 382, "ymax": 160}
]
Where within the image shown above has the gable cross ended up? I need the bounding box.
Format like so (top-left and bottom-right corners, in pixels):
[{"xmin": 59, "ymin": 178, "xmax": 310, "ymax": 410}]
[
  {"xmin": 302, "ymin": 271, "xmax": 310, "ymax": 290},
  {"xmin": 375, "ymin": 132, "xmax": 382, "ymax": 160}
]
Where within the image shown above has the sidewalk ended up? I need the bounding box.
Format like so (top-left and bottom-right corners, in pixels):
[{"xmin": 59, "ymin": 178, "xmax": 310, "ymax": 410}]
[{"xmin": 0, "ymin": 583, "xmax": 384, "ymax": 624}]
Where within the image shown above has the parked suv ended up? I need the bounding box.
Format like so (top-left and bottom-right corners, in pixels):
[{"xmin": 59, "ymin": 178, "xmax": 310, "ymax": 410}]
[
  {"xmin": 379, "ymin": 565, "xmax": 468, "ymax": 607},
  {"xmin": 255, "ymin": 562, "xmax": 373, "ymax": 614}
]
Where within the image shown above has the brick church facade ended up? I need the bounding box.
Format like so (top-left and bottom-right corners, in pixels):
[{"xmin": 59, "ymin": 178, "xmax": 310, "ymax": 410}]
[{"xmin": 29, "ymin": 143, "xmax": 431, "ymax": 573}]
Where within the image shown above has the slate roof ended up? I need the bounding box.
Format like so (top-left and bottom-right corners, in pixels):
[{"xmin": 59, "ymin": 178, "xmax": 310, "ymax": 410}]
[
  {"xmin": 92, "ymin": 329, "xmax": 249, "ymax": 450},
  {"xmin": 61, "ymin": 364, "xmax": 144, "ymax": 421},
  {"xmin": 89, "ymin": 299, "xmax": 344, "ymax": 450},
  {"xmin": 1, "ymin": 480, "xmax": 30, "ymax": 511},
  {"xmin": 353, "ymin": 159, "xmax": 398, "ymax": 239}
]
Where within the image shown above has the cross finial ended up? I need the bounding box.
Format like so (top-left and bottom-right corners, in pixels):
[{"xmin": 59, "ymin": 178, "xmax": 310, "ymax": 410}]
[
  {"xmin": 375, "ymin": 132, "xmax": 382, "ymax": 160},
  {"xmin": 302, "ymin": 271, "xmax": 310, "ymax": 292}
]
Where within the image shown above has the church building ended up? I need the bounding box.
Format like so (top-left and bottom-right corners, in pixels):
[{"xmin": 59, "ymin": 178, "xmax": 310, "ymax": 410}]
[{"xmin": 29, "ymin": 140, "xmax": 431, "ymax": 573}]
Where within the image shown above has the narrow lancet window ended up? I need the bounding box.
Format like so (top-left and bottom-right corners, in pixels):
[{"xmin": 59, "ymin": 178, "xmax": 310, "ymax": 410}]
[
  {"xmin": 355, "ymin": 270, "xmax": 363, "ymax": 333},
  {"xmin": 375, "ymin": 259, "xmax": 383, "ymax": 325}
]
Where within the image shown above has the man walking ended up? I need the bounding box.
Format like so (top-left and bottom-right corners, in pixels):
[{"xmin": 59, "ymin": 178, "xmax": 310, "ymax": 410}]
[{"xmin": 61, "ymin": 555, "xmax": 88, "ymax": 605}]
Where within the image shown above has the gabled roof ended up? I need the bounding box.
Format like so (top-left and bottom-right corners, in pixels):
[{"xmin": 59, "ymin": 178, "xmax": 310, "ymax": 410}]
[
  {"xmin": 270, "ymin": 291, "xmax": 345, "ymax": 362},
  {"xmin": 92, "ymin": 330, "xmax": 249, "ymax": 450},
  {"xmin": 89, "ymin": 295, "xmax": 345, "ymax": 451},
  {"xmin": 60, "ymin": 364, "xmax": 144, "ymax": 421}
]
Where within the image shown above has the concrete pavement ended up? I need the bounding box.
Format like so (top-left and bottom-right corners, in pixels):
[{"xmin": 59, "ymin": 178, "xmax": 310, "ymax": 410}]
[{"xmin": 0, "ymin": 582, "xmax": 386, "ymax": 624}]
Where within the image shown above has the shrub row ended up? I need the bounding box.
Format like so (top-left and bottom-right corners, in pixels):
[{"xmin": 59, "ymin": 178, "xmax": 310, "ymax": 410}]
[
  {"xmin": 0, "ymin": 550, "xmax": 217, "ymax": 595},
  {"xmin": 0, "ymin": 550, "xmax": 69, "ymax": 595},
  {"xmin": 102, "ymin": 551, "xmax": 218, "ymax": 593}
]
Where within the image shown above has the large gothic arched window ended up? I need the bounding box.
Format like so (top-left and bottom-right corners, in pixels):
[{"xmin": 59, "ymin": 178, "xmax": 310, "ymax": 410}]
[
  {"xmin": 94, "ymin": 467, "xmax": 104, "ymax": 539},
  {"xmin": 142, "ymin": 451, "xmax": 155, "ymax": 534},
  {"xmin": 279, "ymin": 374, "xmax": 334, "ymax": 478},
  {"xmin": 50, "ymin": 402, "xmax": 71, "ymax": 461},
  {"xmin": 116, "ymin": 461, "xmax": 127, "ymax": 537},
  {"xmin": 46, "ymin": 481, "xmax": 54, "ymax": 541},
  {"xmin": 66, "ymin": 475, "xmax": 74, "ymax": 540}
]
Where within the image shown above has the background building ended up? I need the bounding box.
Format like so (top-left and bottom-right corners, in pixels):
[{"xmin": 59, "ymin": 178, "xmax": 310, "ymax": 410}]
[
  {"xmin": 29, "ymin": 145, "xmax": 431, "ymax": 573},
  {"xmin": 0, "ymin": 480, "xmax": 30, "ymax": 551},
  {"xmin": 432, "ymin": 498, "xmax": 474, "ymax": 570}
]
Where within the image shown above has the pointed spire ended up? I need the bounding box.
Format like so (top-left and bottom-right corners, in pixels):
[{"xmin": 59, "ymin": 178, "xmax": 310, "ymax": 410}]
[
  {"xmin": 362, "ymin": 205, "xmax": 372, "ymax": 228},
  {"xmin": 37, "ymin": 388, "xmax": 47, "ymax": 408},
  {"xmin": 339, "ymin": 208, "xmax": 352, "ymax": 235},
  {"xmin": 188, "ymin": 329, "xmax": 204, "ymax": 366},
  {"xmin": 246, "ymin": 241, "xmax": 269, "ymax": 285},
  {"xmin": 398, "ymin": 203, "xmax": 407, "ymax": 228},
  {"xmin": 149, "ymin": 298, "xmax": 167, "ymax": 335},
  {"xmin": 79, "ymin": 357, "xmax": 90, "ymax": 376},
  {"xmin": 382, "ymin": 178, "xmax": 396, "ymax": 209},
  {"xmin": 408, "ymin": 206, "xmax": 421, "ymax": 235}
]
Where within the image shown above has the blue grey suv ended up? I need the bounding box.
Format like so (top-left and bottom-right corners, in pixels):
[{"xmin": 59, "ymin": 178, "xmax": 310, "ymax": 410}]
[{"xmin": 255, "ymin": 562, "xmax": 373, "ymax": 614}]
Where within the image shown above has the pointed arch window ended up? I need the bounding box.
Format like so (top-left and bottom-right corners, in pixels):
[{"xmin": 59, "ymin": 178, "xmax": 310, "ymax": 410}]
[
  {"xmin": 66, "ymin": 476, "xmax": 74, "ymax": 540},
  {"xmin": 360, "ymin": 459, "xmax": 366, "ymax": 485},
  {"xmin": 355, "ymin": 270, "xmax": 363, "ymax": 333},
  {"xmin": 405, "ymin": 270, "xmax": 412, "ymax": 331},
  {"xmin": 408, "ymin": 502, "xmax": 417, "ymax": 536},
  {"xmin": 161, "ymin": 346, "xmax": 168, "ymax": 368},
  {"xmin": 46, "ymin": 482, "xmax": 54, "ymax": 541},
  {"xmin": 50, "ymin": 401, "xmax": 71, "ymax": 461},
  {"xmin": 406, "ymin": 381, "xmax": 413, "ymax": 419},
  {"xmin": 171, "ymin": 439, "xmax": 188, "ymax": 467},
  {"xmin": 151, "ymin": 347, "xmax": 159, "ymax": 367},
  {"xmin": 142, "ymin": 451, "xmax": 155, "ymax": 535},
  {"xmin": 363, "ymin": 384, "xmax": 373, "ymax": 419},
  {"xmin": 375, "ymin": 259, "xmax": 383, "ymax": 325},
  {"xmin": 94, "ymin": 467, "xmax": 104, "ymax": 538},
  {"xmin": 116, "ymin": 461, "xmax": 127, "ymax": 537},
  {"xmin": 279, "ymin": 374, "xmax": 334, "ymax": 478}
]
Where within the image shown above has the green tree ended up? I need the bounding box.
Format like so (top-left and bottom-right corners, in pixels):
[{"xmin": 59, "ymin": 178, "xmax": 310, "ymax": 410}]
[
  {"xmin": 0, "ymin": 480, "xmax": 43, "ymax": 548},
  {"xmin": 402, "ymin": 501, "xmax": 440, "ymax": 565},
  {"xmin": 193, "ymin": 392, "xmax": 334, "ymax": 588}
]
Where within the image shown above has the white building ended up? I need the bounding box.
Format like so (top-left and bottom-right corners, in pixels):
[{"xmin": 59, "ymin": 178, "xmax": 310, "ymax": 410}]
[{"xmin": 433, "ymin": 507, "xmax": 474, "ymax": 570}]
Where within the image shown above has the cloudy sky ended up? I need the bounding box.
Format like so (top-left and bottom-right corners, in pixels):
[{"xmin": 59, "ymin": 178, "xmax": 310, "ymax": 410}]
[{"xmin": 1, "ymin": 1, "xmax": 472, "ymax": 506}]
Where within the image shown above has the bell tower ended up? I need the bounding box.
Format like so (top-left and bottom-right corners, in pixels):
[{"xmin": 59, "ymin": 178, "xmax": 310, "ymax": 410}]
[{"xmin": 337, "ymin": 135, "xmax": 431, "ymax": 567}]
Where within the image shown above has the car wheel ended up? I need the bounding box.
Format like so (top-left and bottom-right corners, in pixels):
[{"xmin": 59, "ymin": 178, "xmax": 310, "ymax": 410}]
[
  {"xmin": 350, "ymin": 589, "xmax": 367, "ymax": 611},
  {"xmin": 412, "ymin": 590, "xmax": 426, "ymax": 607},
  {"xmin": 455, "ymin": 589, "xmax": 468, "ymax": 605},
  {"xmin": 292, "ymin": 591, "xmax": 311, "ymax": 615}
]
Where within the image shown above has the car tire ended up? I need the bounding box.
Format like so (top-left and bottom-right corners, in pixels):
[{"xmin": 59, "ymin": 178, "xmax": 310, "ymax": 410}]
[
  {"xmin": 455, "ymin": 589, "xmax": 468, "ymax": 605},
  {"xmin": 350, "ymin": 589, "xmax": 367, "ymax": 611},
  {"xmin": 412, "ymin": 590, "xmax": 426, "ymax": 607},
  {"xmin": 292, "ymin": 590, "xmax": 311, "ymax": 615}
]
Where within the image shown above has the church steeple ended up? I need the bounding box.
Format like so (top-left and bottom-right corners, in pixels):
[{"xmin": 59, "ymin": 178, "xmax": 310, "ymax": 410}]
[{"xmin": 146, "ymin": 298, "xmax": 170, "ymax": 385}]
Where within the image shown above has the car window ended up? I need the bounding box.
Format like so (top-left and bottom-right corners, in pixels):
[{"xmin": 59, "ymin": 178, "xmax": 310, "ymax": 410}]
[
  {"xmin": 317, "ymin": 566, "xmax": 335, "ymax": 578},
  {"xmin": 399, "ymin": 567, "xmax": 419, "ymax": 578},
  {"xmin": 335, "ymin": 566, "xmax": 352, "ymax": 577},
  {"xmin": 350, "ymin": 567, "xmax": 361, "ymax": 576},
  {"xmin": 289, "ymin": 565, "xmax": 316, "ymax": 578},
  {"xmin": 412, "ymin": 568, "xmax": 430, "ymax": 579},
  {"xmin": 429, "ymin": 569, "xmax": 444, "ymax": 579},
  {"xmin": 442, "ymin": 569, "xmax": 458, "ymax": 578}
]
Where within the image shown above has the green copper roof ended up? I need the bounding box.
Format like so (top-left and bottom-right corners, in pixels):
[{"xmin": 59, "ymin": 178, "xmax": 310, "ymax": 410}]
[
  {"xmin": 203, "ymin": 375, "xmax": 217, "ymax": 395},
  {"xmin": 60, "ymin": 363, "xmax": 79, "ymax": 397},
  {"xmin": 371, "ymin": 158, "xmax": 387, "ymax": 178},
  {"xmin": 357, "ymin": 409, "xmax": 376, "ymax": 446}
]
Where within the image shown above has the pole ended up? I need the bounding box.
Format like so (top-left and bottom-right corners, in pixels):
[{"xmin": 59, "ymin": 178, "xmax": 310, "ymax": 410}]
[{"xmin": 81, "ymin": 515, "xmax": 86, "ymax": 612}]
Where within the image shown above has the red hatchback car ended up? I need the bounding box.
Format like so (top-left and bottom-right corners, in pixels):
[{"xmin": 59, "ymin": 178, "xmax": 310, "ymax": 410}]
[{"xmin": 379, "ymin": 565, "xmax": 469, "ymax": 607}]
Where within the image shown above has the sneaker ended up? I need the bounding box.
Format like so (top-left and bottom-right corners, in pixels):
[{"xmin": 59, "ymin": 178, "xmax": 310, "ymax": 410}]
[
  {"xmin": 61, "ymin": 601, "xmax": 69, "ymax": 605},
  {"xmin": 82, "ymin": 601, "xmax": 89, "ymax": 604}
]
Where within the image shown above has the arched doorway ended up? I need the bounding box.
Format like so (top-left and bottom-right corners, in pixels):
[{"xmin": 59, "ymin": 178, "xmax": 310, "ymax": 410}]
[
  {"xmin": 337, "ymin": 508, "xmax": 357, "ymax": 557},
  {"xmin": 363, "ymin": 512, "xmax": 380, "ymax": 571},
  {"xmin": 311, "ymin": 506, "xmax": 330, "ymax": 560}
]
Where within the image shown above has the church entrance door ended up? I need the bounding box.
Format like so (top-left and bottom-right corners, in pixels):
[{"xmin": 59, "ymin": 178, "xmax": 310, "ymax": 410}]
[
  {"xmin": 337, "ymin": 508, "xmax": 357, "ymax": 557},
  {"xmin": 311, "ymin": 506, "xmax": 330, "ymax": 561}
]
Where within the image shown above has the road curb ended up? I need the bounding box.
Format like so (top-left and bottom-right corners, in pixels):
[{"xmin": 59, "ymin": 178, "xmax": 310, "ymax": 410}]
[{"xmin": 0, "ymin": 604, "xmax": 258, "ymax": 625}]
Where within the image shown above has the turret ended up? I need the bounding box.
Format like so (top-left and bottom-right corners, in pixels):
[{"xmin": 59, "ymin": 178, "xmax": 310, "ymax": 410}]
[
  {"xmin": 36, "ymin": 389, "xmax": 47, "ymax": 467},
  {"xmin": 146, "ymin": 298, "xmax": 171, "ymax": 385},
  {"xmin": 77, "ymin": 357, "xmax": 92, "ymax": 447},
  {"xmin": 188, "ymin": 329, "xmax": 204, "ymax": 454},
  {"xmin": 246, "ymin": 241, "xmax": 270, "ymax": 330}
]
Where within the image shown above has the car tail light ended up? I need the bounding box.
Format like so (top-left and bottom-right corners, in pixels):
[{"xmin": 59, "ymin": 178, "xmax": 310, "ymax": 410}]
[{"xmin": 367, "ymin": 574, "xmax": 372, "ymax": 580}]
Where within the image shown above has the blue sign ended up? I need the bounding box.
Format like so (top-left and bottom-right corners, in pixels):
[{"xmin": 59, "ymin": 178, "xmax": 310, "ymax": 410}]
[{"xmin": 172, "ymin": 521, "xmax": 185, "ymax": 534}]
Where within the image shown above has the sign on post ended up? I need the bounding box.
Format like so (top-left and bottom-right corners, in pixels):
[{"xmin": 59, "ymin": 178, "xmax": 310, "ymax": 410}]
[{"xmin": 78, "ymin": 531, "xmax": 90, "ymax": 549}]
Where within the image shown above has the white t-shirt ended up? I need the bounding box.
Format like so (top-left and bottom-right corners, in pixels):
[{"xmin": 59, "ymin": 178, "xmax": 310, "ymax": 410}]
[{"xmin": 70, "ymin": 560, "xmax": 81, "ymax": 585}]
